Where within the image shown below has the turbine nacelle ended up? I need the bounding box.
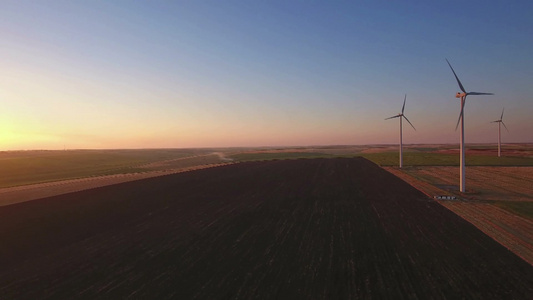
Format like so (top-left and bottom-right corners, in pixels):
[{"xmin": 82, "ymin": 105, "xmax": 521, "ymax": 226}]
[
  {"xmin": 384, "ymin": 95, "xmax": 416, "ymax": 130},
  {"xmin": 492, "ymin": 108, "xmax": 509, "ymax": 132},
  {"xmin": 446, "ymin": 58, "xmax": 494, "ymax": 192}
]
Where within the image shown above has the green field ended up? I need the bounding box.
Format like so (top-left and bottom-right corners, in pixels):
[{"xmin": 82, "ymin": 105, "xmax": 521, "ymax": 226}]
[
  {"xmin": 229, "ymin": 150, "xmax": 533, "ymax": 167},
  {"xmin": 229, "ymin": 152, "xmax": 333, "ymax": 162},
  {"xmin": 491, "ymin": 201, "xmax": 533, "ymax": 221},
  {"xmin": 2, "ymin": 145, "xmax": 531, "ymax": 189},
  {"xmin": 0, "ymin": 149, "xmax": 203, "ymax": 188},
  {"xmin": 359, "ymin": 152, "xmax": 533, "ymax": 167}
]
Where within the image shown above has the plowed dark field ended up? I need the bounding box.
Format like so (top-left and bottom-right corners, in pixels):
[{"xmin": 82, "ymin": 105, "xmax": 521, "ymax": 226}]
[{"xmin": 1, "ymin": 158, "xmax": 532, "ymax": 299}]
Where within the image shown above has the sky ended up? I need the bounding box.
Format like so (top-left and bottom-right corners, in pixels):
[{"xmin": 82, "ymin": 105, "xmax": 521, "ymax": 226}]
[{"xmin": 1, "ymin": 0, "xmax": 532, "ymax": 150}]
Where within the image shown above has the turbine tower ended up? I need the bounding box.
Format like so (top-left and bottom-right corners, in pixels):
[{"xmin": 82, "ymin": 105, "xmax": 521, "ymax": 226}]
[
  {"xmin": 385, "ymin": 94, "xmax": 416, "ymax": 168},
  {"xmin": 491, "ymin": 108, "xmax": 508, "ymax": 157},
  {"xmin": 446, "ymin": 59, "xmax": 493, "ymax": 193}
]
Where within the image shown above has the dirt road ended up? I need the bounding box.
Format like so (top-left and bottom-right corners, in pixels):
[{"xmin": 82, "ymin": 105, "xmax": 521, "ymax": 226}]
[{"xmin": 0, "ymin": 153, "xmax": 229, "ymax": 206}]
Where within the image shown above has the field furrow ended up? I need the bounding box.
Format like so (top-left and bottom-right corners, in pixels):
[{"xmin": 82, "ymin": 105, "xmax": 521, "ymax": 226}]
[{"xmin": 0, "ymin": 158, "xmax": 531, "ymax": 299}]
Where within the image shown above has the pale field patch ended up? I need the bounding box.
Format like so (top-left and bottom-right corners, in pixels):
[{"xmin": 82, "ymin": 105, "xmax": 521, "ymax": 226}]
[{"xmin": 386, "ymin": 166, "xmax": 533, "ymax": 265}]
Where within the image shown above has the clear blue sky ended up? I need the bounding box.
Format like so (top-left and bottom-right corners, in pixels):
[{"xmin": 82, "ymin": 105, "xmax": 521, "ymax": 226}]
[{"xmin": 1, "ymin": 0, "xmax": 532, "ymax": 149}]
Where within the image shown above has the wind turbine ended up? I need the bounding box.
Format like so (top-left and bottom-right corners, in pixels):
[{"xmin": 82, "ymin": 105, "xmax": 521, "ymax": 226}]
[
  {"xmin": 385, "ymin": 94, "xmax": 416, "ymax": 168},
  {"xmin": 491, "ymin": 108, "xmax": 509, "ymax": 157},
  {"xmin": 446, "ymin": 59, "xmax": 493, "ymax": 192}
]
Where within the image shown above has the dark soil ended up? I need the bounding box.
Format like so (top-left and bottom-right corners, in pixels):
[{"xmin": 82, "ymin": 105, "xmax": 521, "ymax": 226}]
[{"xmin": 0, "ymin": 158, "xmax": 531, "ymax": 299}]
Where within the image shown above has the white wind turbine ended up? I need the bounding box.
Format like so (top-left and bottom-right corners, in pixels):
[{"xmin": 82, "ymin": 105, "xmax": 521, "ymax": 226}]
[
  {"xmin": 492, "ymin": 108, "xmax": 509, "ymax": 157},
  {"xmin": 385, "ymin": 94, "xmax": 416, "ymax": 168},
  {"xmin": 446, "ymin": 59, "xmax": 493, "ymax": 193}
]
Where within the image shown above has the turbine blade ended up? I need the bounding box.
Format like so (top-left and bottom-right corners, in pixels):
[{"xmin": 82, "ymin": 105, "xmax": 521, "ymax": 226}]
[
  {"xmin": 403, "ymin": 115, "xmax": 416, "ymax": 131},
  {"xmin": 468, "ymin": 92, "xmax": 494, "ymax": 95},
  {"xmin": 402, "ymin": 94, "xmax": 406, "ymax": 114},
  {"xmin": 455, "ymin": 98, "xmax": 466, "ymax": 131},
  {"xmin": 502, "ymin": 121, "xmax": 509, "ymax": 132},
  {"xmin": 446, "ymin": 58, "xmax": 466, "ymax": 93},
  {"xmin": 501, "ymin": 108, "xmax": 504, "ymax": 120},
  {"xmin": 385, "ymin": 115, "xmax": 400, "ymax": 120}
]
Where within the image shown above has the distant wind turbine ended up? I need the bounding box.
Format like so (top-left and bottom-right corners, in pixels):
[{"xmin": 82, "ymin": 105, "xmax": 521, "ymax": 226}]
[
  {"xmin": 446, "ymin": 59, "xmax": 494, "ymax": 193},
  {"xmin": 491, "ymin": 108, "xmax": 509, "ymax": 157},
  {"xmin": 385, "ymin": 94, "xmax": 416, "ymax": 168}
]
